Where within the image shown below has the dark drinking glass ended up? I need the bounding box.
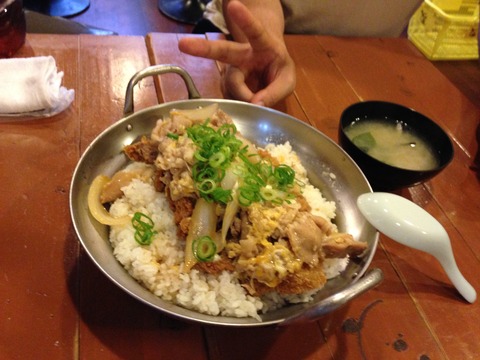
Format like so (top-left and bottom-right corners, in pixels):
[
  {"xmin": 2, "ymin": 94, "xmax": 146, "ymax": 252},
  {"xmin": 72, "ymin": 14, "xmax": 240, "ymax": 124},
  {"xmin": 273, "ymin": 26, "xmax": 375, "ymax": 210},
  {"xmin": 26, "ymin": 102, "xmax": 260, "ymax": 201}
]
[{"xmin": 0, "ymin": 0, "xmax": 26, "ymax": 58}]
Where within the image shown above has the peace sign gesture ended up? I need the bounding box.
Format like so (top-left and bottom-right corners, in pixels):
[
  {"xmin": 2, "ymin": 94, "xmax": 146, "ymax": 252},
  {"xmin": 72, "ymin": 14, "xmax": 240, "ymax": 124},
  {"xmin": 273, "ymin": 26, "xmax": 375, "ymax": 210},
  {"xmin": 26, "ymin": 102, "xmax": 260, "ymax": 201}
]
[{"xmin": 179, "ymin": 0, "xmax": 296, "ymax": 108}]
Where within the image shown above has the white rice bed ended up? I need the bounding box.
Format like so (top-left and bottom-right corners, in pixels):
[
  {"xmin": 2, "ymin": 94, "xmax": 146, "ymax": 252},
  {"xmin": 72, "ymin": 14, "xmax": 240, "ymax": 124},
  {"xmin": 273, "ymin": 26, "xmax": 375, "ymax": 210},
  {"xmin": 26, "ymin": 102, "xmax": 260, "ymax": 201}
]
[{"xmin": 108, "ymin": 143, "xmax": 347, "ymax": 320}]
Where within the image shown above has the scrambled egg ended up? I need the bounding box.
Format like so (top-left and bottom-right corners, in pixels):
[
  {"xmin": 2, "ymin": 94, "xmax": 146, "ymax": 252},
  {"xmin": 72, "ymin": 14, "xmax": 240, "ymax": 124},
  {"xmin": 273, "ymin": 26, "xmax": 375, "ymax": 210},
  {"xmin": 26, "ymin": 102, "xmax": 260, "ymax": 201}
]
[
  {"xmin": 233, "ymin": 203, "xmax": 303, "ymax": 287},
  {"xmin": 238, "ymin": 243, "xmax": 302, "ymax": 287}
]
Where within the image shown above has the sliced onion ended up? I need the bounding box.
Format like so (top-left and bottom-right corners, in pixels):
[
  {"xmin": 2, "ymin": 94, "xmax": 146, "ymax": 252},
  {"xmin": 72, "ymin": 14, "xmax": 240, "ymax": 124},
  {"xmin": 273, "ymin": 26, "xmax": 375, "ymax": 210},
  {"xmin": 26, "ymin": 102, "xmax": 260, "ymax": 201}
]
[
  {"xmin": 87, "ymin": 175, "xmax": 130, "ymax": 226},
  {"xmin": 171, "ymin": 103, "xmax": 218, "ymax": 122},
  {"xmin": 218, "ymin": 165, "xmax": 241, "ymax": 249},
  {"xmin": 100, "ymin": 171, "xmax": 138, "ymax": 203},
  {"xmin": 220, "ymin": 183, "xmax": 239, "ymax": 249},
  {"xmin": 184, "ymin": 198, "xmax": 217, "ymax": 271},
  {"xmin": 220, "ymin": 165, "xmax": 239, "ymax": 190},
  {"xmin": 100, "ymin": 166, "xmax": 154, "ymax": 203}
]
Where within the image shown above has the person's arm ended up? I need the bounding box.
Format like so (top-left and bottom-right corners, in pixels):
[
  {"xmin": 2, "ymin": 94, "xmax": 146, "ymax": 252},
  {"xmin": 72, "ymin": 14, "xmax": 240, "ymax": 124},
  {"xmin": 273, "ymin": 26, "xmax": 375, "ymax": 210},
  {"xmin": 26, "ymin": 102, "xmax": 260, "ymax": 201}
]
[{"xmin": 178, "ymin": 0, "xmax": 295, "ymax": 107}]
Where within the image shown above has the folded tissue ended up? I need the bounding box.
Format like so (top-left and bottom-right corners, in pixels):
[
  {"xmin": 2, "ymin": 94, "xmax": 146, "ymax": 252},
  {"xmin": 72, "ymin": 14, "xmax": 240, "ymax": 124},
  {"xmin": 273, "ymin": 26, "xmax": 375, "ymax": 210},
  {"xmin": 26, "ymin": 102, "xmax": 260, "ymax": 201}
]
[{"xmin": 0, "ymin": 56, "xmax": 75, "ymax": 117}]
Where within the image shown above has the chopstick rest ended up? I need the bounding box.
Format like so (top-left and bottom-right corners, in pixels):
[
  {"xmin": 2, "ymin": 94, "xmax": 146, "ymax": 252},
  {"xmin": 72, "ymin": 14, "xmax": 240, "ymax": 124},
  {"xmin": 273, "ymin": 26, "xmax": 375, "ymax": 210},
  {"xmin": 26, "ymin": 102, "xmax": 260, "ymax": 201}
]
[{"xmin": 0, "ymin": 56, "xmax": 74, "ymax": 117}]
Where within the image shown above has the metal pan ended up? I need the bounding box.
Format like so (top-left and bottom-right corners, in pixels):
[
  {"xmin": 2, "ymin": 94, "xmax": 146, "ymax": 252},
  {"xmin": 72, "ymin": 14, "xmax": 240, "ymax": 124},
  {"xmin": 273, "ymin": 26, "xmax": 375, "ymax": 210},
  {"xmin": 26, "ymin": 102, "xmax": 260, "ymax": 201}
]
[{"xmin": 70, "ymin": 65, "xmax": 382, "ymax": 327}]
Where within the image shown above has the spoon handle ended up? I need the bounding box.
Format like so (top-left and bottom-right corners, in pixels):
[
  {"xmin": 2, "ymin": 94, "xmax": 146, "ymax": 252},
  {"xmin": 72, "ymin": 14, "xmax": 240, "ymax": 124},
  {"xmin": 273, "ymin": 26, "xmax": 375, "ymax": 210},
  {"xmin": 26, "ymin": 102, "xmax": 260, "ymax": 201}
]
[{"xmin": 435, "ymin": 250, "xmax": 477, "ymax": 304}]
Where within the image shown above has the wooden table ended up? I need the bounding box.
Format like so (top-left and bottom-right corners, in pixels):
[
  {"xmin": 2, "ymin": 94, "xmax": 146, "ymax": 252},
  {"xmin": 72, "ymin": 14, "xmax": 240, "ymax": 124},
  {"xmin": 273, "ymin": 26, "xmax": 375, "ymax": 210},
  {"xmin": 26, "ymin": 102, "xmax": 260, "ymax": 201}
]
[{"xmin": 1, "ymin": 33, "xmax": 479, "ymax": 360}]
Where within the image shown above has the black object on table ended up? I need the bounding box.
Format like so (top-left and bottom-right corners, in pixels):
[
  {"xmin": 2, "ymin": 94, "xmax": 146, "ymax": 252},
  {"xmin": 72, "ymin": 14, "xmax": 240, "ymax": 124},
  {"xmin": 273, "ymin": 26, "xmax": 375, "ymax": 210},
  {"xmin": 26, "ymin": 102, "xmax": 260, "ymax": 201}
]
[
  {"xmin": 25, "ymin": 10, "xmax": 116, "ymax": 35},
  {"xmin": 158, "ymin": 0, "xmax": 210, "ymax": 24},
  {"xmin": 23, "ymin": 0, "xmax": 90, "ymax": 18}
]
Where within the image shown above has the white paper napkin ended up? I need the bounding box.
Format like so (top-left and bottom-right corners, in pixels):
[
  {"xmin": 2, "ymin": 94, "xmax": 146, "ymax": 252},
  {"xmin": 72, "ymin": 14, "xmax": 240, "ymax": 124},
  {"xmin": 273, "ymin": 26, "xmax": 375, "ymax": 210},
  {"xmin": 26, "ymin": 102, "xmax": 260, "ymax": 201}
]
[{"xmin": 0, "ymin": 56, "xmax": 75, "ymax": 117}]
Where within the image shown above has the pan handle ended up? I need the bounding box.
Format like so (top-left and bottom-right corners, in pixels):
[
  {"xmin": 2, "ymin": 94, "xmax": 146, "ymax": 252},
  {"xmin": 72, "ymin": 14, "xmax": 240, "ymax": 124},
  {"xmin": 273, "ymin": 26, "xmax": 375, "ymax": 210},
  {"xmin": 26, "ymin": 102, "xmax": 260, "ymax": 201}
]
[
  {"xmin": 279, "ymin": 268, "xmax": 384, "ymax": 326},
  {"xmin": 123, "ymin": 64, "xmax": 202, "ymax": 116}
]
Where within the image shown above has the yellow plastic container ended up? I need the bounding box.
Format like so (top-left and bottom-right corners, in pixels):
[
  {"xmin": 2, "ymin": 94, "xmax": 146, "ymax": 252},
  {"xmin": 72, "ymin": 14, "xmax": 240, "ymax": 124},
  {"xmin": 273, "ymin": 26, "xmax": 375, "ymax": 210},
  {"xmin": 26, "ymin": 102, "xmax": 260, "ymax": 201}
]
[{"xmin": 408, "ymin": 0, "xmax": 479, "ymax": 60}]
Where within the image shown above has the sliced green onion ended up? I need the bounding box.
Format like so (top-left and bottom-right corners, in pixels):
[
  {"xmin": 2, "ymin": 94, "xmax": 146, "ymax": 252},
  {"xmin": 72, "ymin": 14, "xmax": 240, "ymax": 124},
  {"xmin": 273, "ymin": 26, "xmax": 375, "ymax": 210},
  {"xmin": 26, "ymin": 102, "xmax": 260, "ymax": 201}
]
[
  {"xmin": 132, "ymin": 212, "xmax": 157, "ymax": 245},
  {"xmin": 211, "ymin": 187, "xmax": 232, "ymax": 204},
  {"xmin": 220, "ymin": 145, "xmax": 232, "ymax": 159},
  {"xmin": 209, "ymin": 151, "xmax": 227, "ymax": 168},
  {"xmin": 192, "ymin": 236, "xmax": 217, "ymax": 262},
  {"xmin": 187, "ymin": 120, "xmax": 243, "ymax": 203},
  {"xmin": 258, "ymin": 161, "xmax": 273, "ymax": 179},
  {"xmin": 259, "ymin": 187, "xmax": 277, "ymax": 201},
  {"xmin": 238, "ymin": 186, "xmax": 261, "ymax": 207},
  {"xmin": 167, "ymin": 133, "xmax": 179, "ymax": 140},
  {"xmin": 186, "ymin": 119, "xmax": 299, "ymax": 206},
  {"xmin": 218, "ymin": 123, "xmax": 237, "ymax": 137},
  {"xmin": 193, "ymin": 163, "xmax": 219, "ymax": 182},
  {"xmin": 194, "ymin": 150, "xmax": 209, "ymax": 162},
  {"xmin": 273, "ymin": 165, "xmax": 296, "ymax": 188},
  {"xmin": 197, "ymin": 179, "xmax": 217, "ymax": 194}
]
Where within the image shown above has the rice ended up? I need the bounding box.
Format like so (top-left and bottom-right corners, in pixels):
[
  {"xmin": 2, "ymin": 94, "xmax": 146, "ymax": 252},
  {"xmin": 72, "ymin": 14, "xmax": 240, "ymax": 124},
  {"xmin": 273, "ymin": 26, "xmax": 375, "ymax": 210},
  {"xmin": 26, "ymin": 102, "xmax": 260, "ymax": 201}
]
[{"xmin": 108, "ymin": 143, "xmax": 346, "ymax": 321}]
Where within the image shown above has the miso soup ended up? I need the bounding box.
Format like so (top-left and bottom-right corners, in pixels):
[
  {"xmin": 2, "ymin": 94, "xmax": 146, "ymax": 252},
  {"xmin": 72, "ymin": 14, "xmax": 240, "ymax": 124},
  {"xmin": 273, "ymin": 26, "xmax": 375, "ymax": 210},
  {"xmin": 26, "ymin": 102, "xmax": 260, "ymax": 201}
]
[{"xmin": 344, "ymin": 119, "xmax": 439, "ymax": 171}]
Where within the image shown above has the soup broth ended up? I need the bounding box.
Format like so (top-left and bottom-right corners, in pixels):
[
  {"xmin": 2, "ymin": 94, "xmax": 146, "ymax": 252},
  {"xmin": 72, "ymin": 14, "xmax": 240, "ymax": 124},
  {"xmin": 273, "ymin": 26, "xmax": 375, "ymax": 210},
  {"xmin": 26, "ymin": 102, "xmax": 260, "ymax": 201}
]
[{"xmin": 345, "ymin": 119, "xmax": 439, "ymax": 171}]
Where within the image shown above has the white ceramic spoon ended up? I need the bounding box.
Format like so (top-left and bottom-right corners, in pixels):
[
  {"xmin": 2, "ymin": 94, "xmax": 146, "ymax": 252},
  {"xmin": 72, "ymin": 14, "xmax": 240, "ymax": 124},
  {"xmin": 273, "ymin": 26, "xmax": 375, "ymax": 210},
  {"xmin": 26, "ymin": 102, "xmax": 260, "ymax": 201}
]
[{"xmin": 357, "ymin": 192, "xmax": 476, "ymax": 303}]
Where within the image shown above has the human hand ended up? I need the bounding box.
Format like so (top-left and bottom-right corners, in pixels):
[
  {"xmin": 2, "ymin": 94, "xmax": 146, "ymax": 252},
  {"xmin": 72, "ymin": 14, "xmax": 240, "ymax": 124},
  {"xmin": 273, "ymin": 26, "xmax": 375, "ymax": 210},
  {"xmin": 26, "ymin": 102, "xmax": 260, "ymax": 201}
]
[{"xmin": 178, "ymin": 0, "xmax": 295, "ymax": 107}]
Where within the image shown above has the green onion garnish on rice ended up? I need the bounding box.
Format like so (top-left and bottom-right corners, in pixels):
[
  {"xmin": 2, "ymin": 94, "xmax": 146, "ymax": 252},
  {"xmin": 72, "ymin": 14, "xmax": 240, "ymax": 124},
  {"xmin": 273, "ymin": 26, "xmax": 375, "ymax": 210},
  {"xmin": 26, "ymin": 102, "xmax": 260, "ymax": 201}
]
[
  {"xmin": 192, "ymin": 236, "xmax": 217, "ymax": 262},
  {"xmin": 132, "ymin": 212, "xmax": 157, "ymax": 245}
]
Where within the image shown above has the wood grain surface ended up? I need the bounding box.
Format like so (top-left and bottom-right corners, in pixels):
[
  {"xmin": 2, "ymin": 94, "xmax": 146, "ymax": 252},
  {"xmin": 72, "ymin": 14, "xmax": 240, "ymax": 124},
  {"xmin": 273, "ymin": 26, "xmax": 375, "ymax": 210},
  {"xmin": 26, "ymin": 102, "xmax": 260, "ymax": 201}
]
[{"xmin": 1, "ymin": 32, "xmax": 478, "ymax": 360}]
